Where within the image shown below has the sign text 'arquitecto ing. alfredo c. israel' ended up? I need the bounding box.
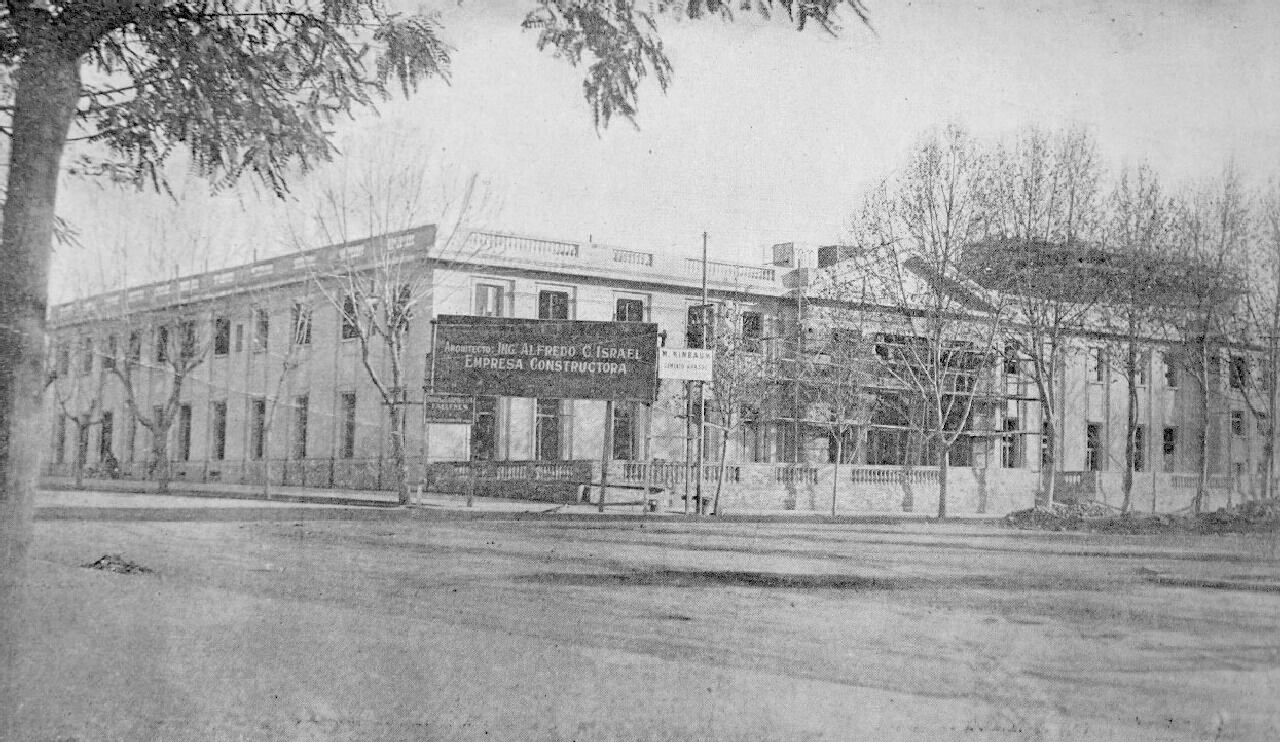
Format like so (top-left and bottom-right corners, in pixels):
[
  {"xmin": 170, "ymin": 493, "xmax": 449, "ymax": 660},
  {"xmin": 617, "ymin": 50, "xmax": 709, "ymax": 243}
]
[{"xmin": 430, "ymin": 315, "xmax": 659, "ymax": 401}]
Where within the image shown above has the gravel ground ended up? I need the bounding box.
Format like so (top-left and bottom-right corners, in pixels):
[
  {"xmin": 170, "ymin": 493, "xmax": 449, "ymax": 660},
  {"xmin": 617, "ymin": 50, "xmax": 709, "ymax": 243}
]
[{"xmin": 11, "ymin": 515, "xmax": 1280, "ymax": 741}]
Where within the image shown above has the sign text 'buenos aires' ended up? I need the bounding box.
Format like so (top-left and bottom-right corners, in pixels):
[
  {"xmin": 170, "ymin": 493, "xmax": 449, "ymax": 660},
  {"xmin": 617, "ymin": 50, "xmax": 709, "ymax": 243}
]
[{"xmin": 430, "ymin": 316, "xmax": 658, "ymax": 401}]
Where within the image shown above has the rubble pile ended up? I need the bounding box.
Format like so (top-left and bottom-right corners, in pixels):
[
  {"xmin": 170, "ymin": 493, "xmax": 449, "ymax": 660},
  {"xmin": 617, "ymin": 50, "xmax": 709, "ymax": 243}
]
[
  {"xmin": 81, "ymin": 554, "xmax": 155, "ymax": 575},
  {"xmin": 1003, "ymin": 501, "xmax": 1115, "ymax": 531},
  {"xmin": 1005, "ymin": 499, "xmax": 1280, "ymax": 534}
]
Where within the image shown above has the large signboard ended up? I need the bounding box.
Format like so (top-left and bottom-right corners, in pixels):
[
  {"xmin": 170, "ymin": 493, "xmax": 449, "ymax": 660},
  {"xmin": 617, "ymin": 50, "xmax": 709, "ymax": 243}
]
[
  {"xmin": 659, "ymin": 348, "xmax": 715, "ymax": 381},
  {"xmin": 430, "ymin": 315, "xmax": 659, "ymax": 401},
  {"xmin": 422, "ymin": 394, "xmax": 475, "ymax": 424}
]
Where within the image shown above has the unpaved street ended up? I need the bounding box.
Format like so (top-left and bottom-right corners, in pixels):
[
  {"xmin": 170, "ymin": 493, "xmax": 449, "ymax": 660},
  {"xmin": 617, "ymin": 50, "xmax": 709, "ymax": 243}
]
[{"xmin": 14, "ymin": 512, "xmax": 1280, "ymax": 741}]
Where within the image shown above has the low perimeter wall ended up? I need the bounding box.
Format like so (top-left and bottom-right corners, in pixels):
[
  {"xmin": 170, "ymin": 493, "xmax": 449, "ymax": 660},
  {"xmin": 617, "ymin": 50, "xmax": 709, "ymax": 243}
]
[{"xmin": 613, "ymin": 462, "xmax": 1039, "ymax": 516}]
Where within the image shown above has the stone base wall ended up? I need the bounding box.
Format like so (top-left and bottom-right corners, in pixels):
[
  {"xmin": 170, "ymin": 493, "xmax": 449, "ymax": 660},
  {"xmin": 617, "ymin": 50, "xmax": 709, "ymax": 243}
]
[{"xmin": 612, "ymin": 462, "xmax": 1040, "ymax": 516}]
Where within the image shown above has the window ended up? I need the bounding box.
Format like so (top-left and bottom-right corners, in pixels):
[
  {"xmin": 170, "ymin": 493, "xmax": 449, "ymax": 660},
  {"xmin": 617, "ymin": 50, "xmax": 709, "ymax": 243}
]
[
  {"xmin": 471, "ymin": 396, "xmax": 497, "ymax": 461},
  {"xmin": 1163, "ymin": 426, "xmax": 1178, "ymax": 472},
  {"xmin": 99, "ymin": 412, "xmax": 113, "ymax": 462},
  {"xmin": 615, "ymin": 298, "xmax": 645, "ymax": 323},
  {"xmin": 155, "ymin": 325, "xmax": 169, "ymax": 363},
  {"xmin": 291, "ymin": 302, "xmax": 312, "ymax": 345},
  {"xmin": 1232, "ymin": 410, "xmax": 1246, "ymax": 437},
  {"xmin": 1133, "ymin": 424, "xmax": 1146, "ymax": 472},
  {"xmin": 1001, "ymin": 417, "xmax": 1020, "ymax": 468},
  {"xmin": 54, "ymin": 344, "xmax": 70, "ymax": 378},
  {"xmin": 1085, "ymin": 423, "xmax": 1103, "ymax": 471},
  {"xmin": 1207, "ymin": 352, "xmax": 1222, "ymax": 389},
  {"xmin": 1003, "ymin": 351, "xmax": 1019, "ymax": 377},
  {"xmin": 53, "ymin": 415, "xmax": 66, "ymax": 464},
  {"xmin": 177, "ymin": 404, "xmax": 192, "ymax": 462},
  {"xmin": 827, "ymin": 429, "xmax": 857, "ymax": 464},
  {"xmin": 234, "ymin": 324, "xmax": 244, "ymax": 353},
  {"xmin": 252, "ymin": 308, "xmax": 269, "ymax": 352},
  {"xmin": 1136, "ymin": 350, "xmax": 1149, "ymax": 386},
  {"xmin": 178, "ymin": 320, "xmax": 196, "ymax": 360},
  {"xmin": 103, "ymin": 335, "xmax": 117, "ymax": 371},
  {"xmin": 77, "ymin": 424, "xmax": 89, "ymax": 468},
  {"xmin": 292, "ymin": 395, "xmax": 309, "ymax": 459},
  {"xmin": 214, "ymin": 317, "xmax": 231, "ymax": 356},
  {"xmin": 1041, "ymin": 421, "xmax": 1051, "ymax": 467},
  {"xmin": 211, "ymin": 401, "xmax": 227, "ymax": 461},
  {"xmin": 391, "ymin": 285, "xmax": 412, "ymax": 334},
  {"xmin": 250, "ymin": 399, "xmax": 266, "ymax": 460},
  {"xmin": 79, "ymin": 337, "xmax": 93, "ymax": 375},
  {"xmin": 686, "ymin": 304, "xmax": 714, "ymax": 349},
  {"xmin": 1258, "ymin": 412, "xmax": 1271, "ymax": 436},
  {"xmin": 151, "ymin": 405, "xmax": 164, "ymax": 451},
  {"xmin": 127, "ymin": 330, "xmax": 141, "ymax": 365},
  {"xmin": 612, "ymin": 402, "xmax": 638, "ymax": 460},
  {"xmin": 535, "ymin": 398, "xmax": 563, "ymax": 460},
  {"xmin": 341, "ymin": 295, "xmax": 360, "ymax": 340},
  {"xmin": 1230, "ymin": 355, "xmax": 1249, "ymax": 390},
  {"xmin": 339, "ymin": 392, "xmax": 357, "ymax": 459},
  {"xmin": 474, "ymin": 283, "xmax": 505, "ymax": 318},
  {"xmin": 741, "ymin": 311, "xmax": 763, "ymax": 353},
  {"xmin": 538, "ymin": 290, "xmax": 570, "ymax": 320},
  {"xmin": 1089, "ymin": 347, "xmax": 1106, "ymax": 383},
  {"xmin": 1164, "ymin": 351, "xmax": 1179, "ymax": 388},
  {"xmin": 125, "ymin": 414, "xmax": 136, "ymax": 462}
]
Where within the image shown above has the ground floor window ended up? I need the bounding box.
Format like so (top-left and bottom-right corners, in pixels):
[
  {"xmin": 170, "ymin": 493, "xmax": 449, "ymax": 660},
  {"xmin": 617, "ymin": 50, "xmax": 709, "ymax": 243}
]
[
  {"xmin": 250, "ymin": 399, "xmax": 266, "ymax": 460},
  {"xmin": 339, "ymin": 393, "xmax": 357, "ymax": 459},
  {"xmin": 211, "ymin": 401, "xmax": 227, "ymax": 461},
  {"xmin": 177, "ymin": 404, "xmax": 192, "ymax": 462},
  {"xmin": 535, "ymin": 398, "xmax": 565, "ymax": 460},
  {"xmin": 293, "ymin": 395, "xmax": 309, "ymax": 459},
  {"xmin": 471, "ymin": 396, "xmax": 497, "ymax": 461},
  {"xmin": 612, "ymin": 402, "xmax": 638, "ymax": 460},
  {"xmin": 1001, "ymin": 417, "xmax": 1020, "ymax": 468},
  {"xmin": 1086, "ymin": 423, "xmax": 1103, "ymax": 471}
]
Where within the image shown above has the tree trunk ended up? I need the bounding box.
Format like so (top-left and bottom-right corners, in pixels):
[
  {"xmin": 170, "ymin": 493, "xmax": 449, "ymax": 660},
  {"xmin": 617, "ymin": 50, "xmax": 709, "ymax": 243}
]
[
  {"xmin": 390, "ymin": 403, "xmax": 409, "ymax": 505},
  {"xmin": 1121, "ymin": 337, "xmax": 1138, "ymax": 513},
  {"xmin": 936, "ymin": 430, "xmax": 949, "ymax": 519},
  {"xmin": 713, "ymin": 425, "xmax": 729, "ymax": 516},
  {"xmin": 830, "ymin": 432, "xmax": 843, "ymax": 517},
  {"xmin": 151, "ymin": 434, "xmax": 172, "ymax": 494},
  {"xmin": 73, "ymin": 420, "xmax": 87, "ymax": 490},
  {"xmin": 1194, "ymin": 345, "xmax": 1211, "ymax": 515},
  {"xmin": 1042, "ymin": 418, "xmax": 1057, "ymax": 506},
  {"xmin": 0, "ymin": 50, "xmax": 82, "ymax": 739}
]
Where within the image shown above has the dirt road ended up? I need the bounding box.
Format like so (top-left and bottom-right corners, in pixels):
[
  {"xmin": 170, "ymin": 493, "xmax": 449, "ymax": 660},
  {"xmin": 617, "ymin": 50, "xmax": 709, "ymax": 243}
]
[{"xmin": 13, "ymin": 513, "xmax": 1280, "ymax": 741}]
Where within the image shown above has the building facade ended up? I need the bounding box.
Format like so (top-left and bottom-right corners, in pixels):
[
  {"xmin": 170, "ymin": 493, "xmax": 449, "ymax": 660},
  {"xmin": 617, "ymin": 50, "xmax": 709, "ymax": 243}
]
[{"xmin": 44, "ymin": 225, "xmax": 1273, "ymax": 514}]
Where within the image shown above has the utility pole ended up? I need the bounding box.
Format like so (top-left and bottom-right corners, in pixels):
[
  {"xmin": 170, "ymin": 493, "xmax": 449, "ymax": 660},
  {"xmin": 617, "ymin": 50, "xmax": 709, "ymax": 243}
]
[{"xmin": 698, "ymin": 231, "xmax": 708, "ymax": 514}]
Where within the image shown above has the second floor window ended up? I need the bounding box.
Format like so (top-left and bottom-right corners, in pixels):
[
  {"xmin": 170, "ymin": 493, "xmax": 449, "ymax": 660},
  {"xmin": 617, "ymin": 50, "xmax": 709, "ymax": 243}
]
[
  {"xmin": 615, "ymin": 298, "xmax": 645, "ymax": 323},
  {"xmin": 741, "ymin": 311, "xmax": 763, "ymax": 352},
  {"xmin": 474, "ymin": 283, "xmax": 505, "ymax": 318},
  {"xmin": 292, "ymin": 302, "xmax": 312, "ymax": 345},
  {"xmin": 1230, "ymin": 355, "xmax": 1249, "ymax": 390},
  {"xmin": 79, "ymin": 337, "xmax": 93, "ymax": 375},
  {"xmin": 341, "ymin": 295, "xmax": 360, "ymax": 340},
  {"xmin": 538, "ymin": 290, "xmax": 570, "ymax": 320},
  {"xmin": 686, "ymin": 304, "xmax": 713, "ymax": 349},
  {"xmin": 253, "ymin": 309, "xmax": 269, "ymax": 352},
  {"xmin": 1089, "ymin": 347, "xmax": 1106, "ymax": 383},
  {"xmin": 214, "ymin": 317, "xmax": 231, "ymax": 356}
]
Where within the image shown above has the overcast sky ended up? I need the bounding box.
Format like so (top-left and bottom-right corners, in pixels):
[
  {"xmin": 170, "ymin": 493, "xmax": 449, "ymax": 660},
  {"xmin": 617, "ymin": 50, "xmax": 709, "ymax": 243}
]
[{"xmin": 51, "ymin": 0, "xmax": 1280, "ymax": 298}]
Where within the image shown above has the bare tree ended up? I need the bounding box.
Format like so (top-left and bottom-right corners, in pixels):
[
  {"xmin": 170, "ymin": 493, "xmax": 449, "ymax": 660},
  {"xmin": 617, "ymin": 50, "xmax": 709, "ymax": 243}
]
[
  {"xmin": 1092, "ymin": 164, "xmax": 1186, "ymax": 512},
  {"xmin": 973, "ymin": 126, "xmax": 1106, "ymax": 505},
  {"xmin": 302, "ymin": 155, "xmax": 483, "ymax": 504},
  {"xmin": 1232, "ymin": 177, "xmax": 1280, "ymax": 500},
  {"xmin": 700, "ymin": 303, "xmax": 778, "ymax": 515},
  {"xmin": 841, "ymin": 126, "xmax": 1003, "ymax": 518},
  {"xmin": 106, "ymin": 303, "xmax": 212, "ymax": 495},
  {"xmin": 44, "ymin": 337, "xmax": 108, "ymax": 489},
  {"xmin": 1160, "ymin": 167, "xmax": 1252, "ymax": 514}
]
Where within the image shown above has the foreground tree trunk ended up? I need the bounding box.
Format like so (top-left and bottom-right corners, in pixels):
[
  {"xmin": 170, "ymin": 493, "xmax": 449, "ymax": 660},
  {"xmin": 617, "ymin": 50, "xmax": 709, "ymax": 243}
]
[
  {"xmin": 390, "ymin": 403, "xmax": 409, "ymax": 505},
  {"xmin": 1121, "ymin": 334, "xmax": 1139, "ymax": 513},
  {"xmin": 0, "ymin": 49, "xmax": 82, "ymax": 739}
]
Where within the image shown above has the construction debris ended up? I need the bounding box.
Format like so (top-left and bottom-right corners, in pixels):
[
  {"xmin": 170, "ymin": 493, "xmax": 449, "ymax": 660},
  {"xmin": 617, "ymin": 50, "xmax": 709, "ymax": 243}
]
[
  {"xmin": 81, "ymin": 554, "xmax": 155, "ymax": 575},
  {"xmin": 1005, "ymin": 499, "xmax": 1280, "ymax": 534}
]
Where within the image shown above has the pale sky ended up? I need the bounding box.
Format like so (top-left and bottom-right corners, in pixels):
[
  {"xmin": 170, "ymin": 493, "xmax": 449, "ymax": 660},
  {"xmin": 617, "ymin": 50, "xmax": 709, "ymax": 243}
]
[{"xmin": 51, "ymin": 0, "xmax": 1280, "ymax": 299}]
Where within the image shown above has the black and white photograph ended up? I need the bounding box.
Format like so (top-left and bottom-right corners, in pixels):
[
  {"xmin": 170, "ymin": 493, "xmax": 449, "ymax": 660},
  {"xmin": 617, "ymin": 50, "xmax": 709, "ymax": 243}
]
[{"xmin": 2, "ymin": 1, "xmax": 1279, "ymax": 740}]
